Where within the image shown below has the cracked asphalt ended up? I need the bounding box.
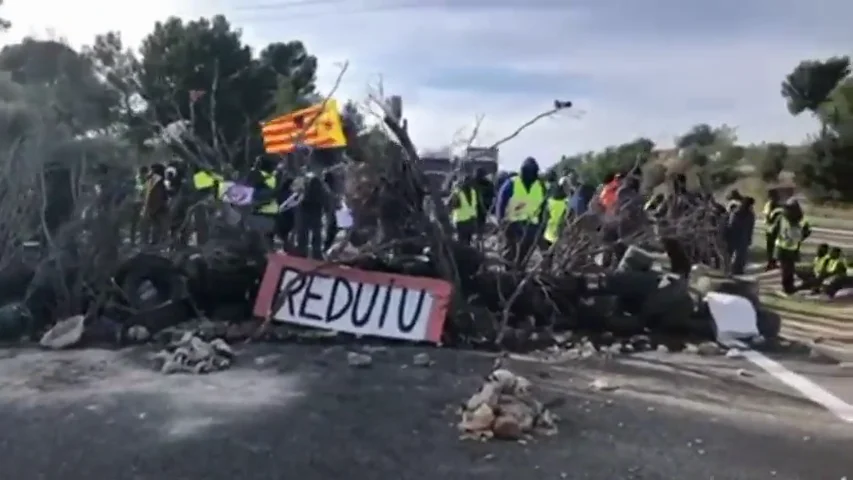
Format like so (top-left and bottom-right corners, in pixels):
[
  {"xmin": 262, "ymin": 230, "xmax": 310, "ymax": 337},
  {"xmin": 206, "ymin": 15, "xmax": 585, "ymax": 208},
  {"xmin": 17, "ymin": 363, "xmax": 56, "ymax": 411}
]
[{"xmin": 0, "ymin": 344, "xmax": 850, "ymax": 480}]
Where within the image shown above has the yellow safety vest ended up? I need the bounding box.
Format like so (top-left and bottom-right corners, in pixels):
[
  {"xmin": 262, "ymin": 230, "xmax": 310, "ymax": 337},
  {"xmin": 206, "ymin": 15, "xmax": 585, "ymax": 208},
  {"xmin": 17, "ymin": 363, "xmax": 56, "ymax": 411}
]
[
  {"xmin": 762, "ymin": 201, "xmax": 783, "ymax": 226},
  {"xmin": 826, "ymin": 258, "xmax": 849, "ymax": 275},
  {"xmin": 813, "ymin": 255, "xmax": 830, "ymax": 276},
  {"xmin": 775, "ymin": 217, "xmax": 804, "ymax": 251},
  {"xmin": 543, "ymin": 198, "xmax": 568, "ymax": 244},
  {"xmin": 258, "ymin": 171, "xmax": 278, "ymax": 215},
  {"xmin": 506, "ymin": 177, "xmax": 545, "ymax": 223},
  {"xmin": 193, "ymin": 171, "xmax": 224, "ymax": 190},
  {"xmin": 451, "ymin": 188, "xmax": 478, "ymax": 224}
]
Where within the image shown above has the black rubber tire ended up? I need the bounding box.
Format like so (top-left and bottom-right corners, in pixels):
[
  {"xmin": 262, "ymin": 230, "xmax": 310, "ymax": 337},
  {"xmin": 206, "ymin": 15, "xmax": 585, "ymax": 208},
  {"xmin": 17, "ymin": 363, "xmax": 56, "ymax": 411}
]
[
  {"xmin": 616, "ymin": 245, "xmax": 656, "ymax": 272},
  {"xmin": 115, "ymin": 253, "xmax": 186, "ymax": 311},
  {"xmin": 756, "ymin": 308, "xmax": 782, "ymax": 339},
  {"xmin": 640, "ymin": 277, "xmax": 695, "ymax": 331}
]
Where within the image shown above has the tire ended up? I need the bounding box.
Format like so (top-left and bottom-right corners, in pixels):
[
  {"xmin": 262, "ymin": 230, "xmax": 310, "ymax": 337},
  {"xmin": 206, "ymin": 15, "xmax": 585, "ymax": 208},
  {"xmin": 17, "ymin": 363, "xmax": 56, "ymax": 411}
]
[
  {"xmin": 616, "ymin": 245, "xmax": 656, "ymax": 272},
  {"xmin": 756, "ymin": 308, "xmax": 782, "ymax": 339},
  {"xmin": 115, "ymin": 253, "xmax": 186, "ymax": 311},
  {"xmin": 640, "ymin": 276, "xmax": 695, "ymax": 332}
]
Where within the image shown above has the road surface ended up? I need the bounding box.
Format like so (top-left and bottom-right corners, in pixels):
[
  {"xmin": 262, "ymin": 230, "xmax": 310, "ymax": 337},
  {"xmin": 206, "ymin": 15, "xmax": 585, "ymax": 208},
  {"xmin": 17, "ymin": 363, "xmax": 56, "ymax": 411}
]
[{"xmin": 0, "ymin": 344, "xmax": 849, "ymax": 480}]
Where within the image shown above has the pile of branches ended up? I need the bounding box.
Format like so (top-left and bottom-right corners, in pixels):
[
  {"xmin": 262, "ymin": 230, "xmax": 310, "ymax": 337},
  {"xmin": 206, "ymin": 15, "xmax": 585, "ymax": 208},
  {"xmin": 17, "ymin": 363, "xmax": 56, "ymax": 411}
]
[{"xmin": 317, "ymin": 93, "xmax": 728, "ymax": 348}]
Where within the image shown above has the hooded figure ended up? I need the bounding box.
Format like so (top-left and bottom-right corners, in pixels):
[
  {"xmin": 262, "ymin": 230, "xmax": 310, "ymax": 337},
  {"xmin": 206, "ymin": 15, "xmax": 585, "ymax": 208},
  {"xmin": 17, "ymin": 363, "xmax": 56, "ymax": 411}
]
[
  {"xmin": 495, "ymin": 157, "xmax": 546, "ymax": 267},
  {"xmin": 726, "ymin": 196, "xmax": 755, "ymax": 274}
]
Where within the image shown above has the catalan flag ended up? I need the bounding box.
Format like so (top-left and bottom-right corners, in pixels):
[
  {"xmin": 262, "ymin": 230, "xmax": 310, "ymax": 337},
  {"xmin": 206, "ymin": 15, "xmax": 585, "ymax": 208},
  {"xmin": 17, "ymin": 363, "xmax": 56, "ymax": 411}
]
[{"xmin": 261, "ymin": 99, "xmax": 348, "ymax": 155}]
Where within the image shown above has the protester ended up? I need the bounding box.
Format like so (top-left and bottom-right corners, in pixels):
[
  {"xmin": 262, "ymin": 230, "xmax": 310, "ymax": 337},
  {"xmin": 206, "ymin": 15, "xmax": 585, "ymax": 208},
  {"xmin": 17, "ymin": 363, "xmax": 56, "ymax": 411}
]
[
  {"xmin": 496, "ymin": 157, "xmax": 546, "ymax": 267},
  {"xmin": 541, "ymin": 177, "xmax": 569, "ymax": 250},
  {"xmin": 762, "ymin": 189, "xmax": 784, "ymax": 270},
  {"xmin": 651, "ymin": 173, "xmax": 696, "ymax": 277},
  {"xmin": 448, "ymin": 173, "xmax": 480, "ymax": 245},
  {"xmin": 726, "ymin": 196, "xmax": 755, "ymax": 274},
  {"xmin": 770, "ymin": 198, "xmax": 812, "ymax": 294},
  {"xmin": 473, "ymin": 168, "xmax": 494, "ymax": 232},
  {"xmin": 794, "ymin": 243, "xmax": 830, "ymax": 292},
  {"xmin": 823, "ymin": 247, "xmax": 853, "ymax": 298},
  {"xmin": 295, "ymin": 172, "xmax": 330, "ymax": 259},
  {"xmin": 246, "ymin": 155, "xmax": 279, "ymax": 242}
]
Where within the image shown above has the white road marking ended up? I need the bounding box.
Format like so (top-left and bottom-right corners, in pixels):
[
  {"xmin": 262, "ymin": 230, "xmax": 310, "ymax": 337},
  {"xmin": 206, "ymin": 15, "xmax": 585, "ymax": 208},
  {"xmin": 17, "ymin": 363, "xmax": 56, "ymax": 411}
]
[{"xmin": 727, "ymin": 340, "xmax": 853, "ymax": 423}]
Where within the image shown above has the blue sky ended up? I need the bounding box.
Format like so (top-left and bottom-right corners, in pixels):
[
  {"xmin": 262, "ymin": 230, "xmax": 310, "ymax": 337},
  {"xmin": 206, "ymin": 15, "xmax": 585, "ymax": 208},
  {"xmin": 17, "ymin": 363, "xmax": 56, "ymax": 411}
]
[{"xmin": 5, "ymin": 0, "xmax": 853, "ymax": 169}]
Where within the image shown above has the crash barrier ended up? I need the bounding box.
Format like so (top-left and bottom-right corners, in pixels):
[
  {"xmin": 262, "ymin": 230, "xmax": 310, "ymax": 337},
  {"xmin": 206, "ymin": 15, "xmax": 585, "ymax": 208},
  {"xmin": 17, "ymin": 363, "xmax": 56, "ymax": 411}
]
[{"xmin": 254, "ymin": 253, "xmax": 451, "ymax": 343}]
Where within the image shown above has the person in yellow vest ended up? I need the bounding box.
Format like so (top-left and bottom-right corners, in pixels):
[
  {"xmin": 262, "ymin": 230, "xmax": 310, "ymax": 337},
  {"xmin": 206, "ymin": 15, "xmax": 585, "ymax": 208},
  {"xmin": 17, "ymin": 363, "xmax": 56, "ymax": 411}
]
[
  {"xmin": 246, "ymin": 156, "xmax": 279, "ymax": 242},
  {"xmin": 762, "ymin": 189, "xmax": 784, "ymax": 270},
  {"xmin": 540, "ymin": 177, "xmax": 569, "ymax": 251},
  {"xmin": 495, "ymin": 157, "xmax": 546, "ymax": 267},
  {"xmin": 794, "ymin": 243, "xmax": 830, "ymax": 293},
  {"xmin": 769, "ymin": 198, "xmax": 811, "ymax": 294},
  {"xmin": 447, "ymin": 174, "xmax": 480, "ymax": 245},
  {"xmin": 190, "ymin": 165, "xmax": 225, "ymax": 244},
  {"xmin": 822, "ymin": 247, "xmax": 853, "ymax": 298}
]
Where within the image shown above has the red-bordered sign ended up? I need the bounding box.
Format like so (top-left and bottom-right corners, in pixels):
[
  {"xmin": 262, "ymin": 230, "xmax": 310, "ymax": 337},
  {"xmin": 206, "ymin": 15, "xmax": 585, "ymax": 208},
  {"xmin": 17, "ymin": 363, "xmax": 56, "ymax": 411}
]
[{"xmin": 253, "ymin": 253, "xmax": 452, "ymax": 343}]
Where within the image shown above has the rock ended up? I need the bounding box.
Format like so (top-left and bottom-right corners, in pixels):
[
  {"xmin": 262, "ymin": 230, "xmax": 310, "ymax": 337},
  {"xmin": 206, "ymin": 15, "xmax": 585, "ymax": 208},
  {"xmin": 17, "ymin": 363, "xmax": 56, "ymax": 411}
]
[
  {"xmin": 209, "ymin": 338, "xmax": 235, "ymax": 358},
  {"xmin": 656, "ymin": 344, "xmax": 670, "ymax": 353},
  {"xmin": 725, "ymin": 348, "xmax": 744, "ymax": 359},
  {"xmin": 684, "ymin": 343, "xmax": 699, "ymax": 354},
  {"xmin": 40, "ymin": 315, "xmax": 85, "ymax": 349},
  {"xmin": 697, "ymin": 342, "xmax": 723, "ymax": 356},
  {"xmin": 492, "ymin": 415, "xmax": 523, "ymax": 440},
  {"xmin": 127, "ymin": 325, "xmax": 150, "ymax": 342},
  {"xmin": 347, "ymin": 351, "xmax": 372, "ymax": 368},
  {"xmin": 459, "ymin": 403, "xmax": 496, "ymax": 433},
  {"xmin": 590, "ymin": 378, "xmax": 619, "ymax": 392},
  {"xmin": 412, "ymin": 352, "xmax": 432, "ymax": 367}
]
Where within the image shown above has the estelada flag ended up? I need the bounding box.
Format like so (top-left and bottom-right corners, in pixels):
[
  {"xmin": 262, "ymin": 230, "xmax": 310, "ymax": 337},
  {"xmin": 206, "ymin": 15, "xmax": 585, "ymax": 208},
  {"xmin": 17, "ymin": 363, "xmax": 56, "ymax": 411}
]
[{"xmin": 261, "ymin": 99, "xmax": 348, "ymax": 154}]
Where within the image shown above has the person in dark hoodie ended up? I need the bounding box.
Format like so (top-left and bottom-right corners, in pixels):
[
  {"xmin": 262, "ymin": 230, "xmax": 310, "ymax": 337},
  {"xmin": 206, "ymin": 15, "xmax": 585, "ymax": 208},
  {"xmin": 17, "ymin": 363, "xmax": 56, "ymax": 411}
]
[
  {"xmin": 495, "ymin": 157, "xmax": 546, "ymax": 267},
  {"xmin": 473, "ymin": 168, "xmax": 494, "ymax": 233},
  {"xmin": 726, "ymin": 196, "xmax": 755, "ymax": 274}
]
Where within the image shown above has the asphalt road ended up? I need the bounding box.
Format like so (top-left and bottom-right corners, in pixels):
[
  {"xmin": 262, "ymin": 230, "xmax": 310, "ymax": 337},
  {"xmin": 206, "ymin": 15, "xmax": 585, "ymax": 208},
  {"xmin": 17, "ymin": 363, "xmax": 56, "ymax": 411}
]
[{"xmin": 0, "ymin": 344, "xmax": 850, "ymax": 480}]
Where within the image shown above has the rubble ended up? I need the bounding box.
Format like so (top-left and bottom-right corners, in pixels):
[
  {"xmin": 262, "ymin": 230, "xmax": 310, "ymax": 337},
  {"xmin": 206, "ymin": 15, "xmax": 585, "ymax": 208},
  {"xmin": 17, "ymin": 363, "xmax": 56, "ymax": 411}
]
[
  {"xmin": 151, "ymin": 332, "xmax": 235, "ymax": 374},
  {"xmin": 458, "ymin": 368, "xmax": 557, "ymax": 441}
]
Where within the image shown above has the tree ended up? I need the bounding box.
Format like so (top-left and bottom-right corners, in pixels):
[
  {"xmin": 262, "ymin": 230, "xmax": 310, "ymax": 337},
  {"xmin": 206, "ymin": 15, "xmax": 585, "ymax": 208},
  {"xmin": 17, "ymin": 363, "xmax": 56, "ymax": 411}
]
[
  {"xmin": 136, "ymin": 15, "xmax": 318, "ymax": 168},
  {"xmin": 675, "ymin": 124, "xmax": 717, "ymax": 149},
  {"xmin": 757, "ymin": 143, "xmax": 788, "ymax": 182},
  {"xmin": 0, "ymin": 0, "xmax": 10, "ymax": 31},
  {"xmin": 0, "ymin": 38, "xmax": 117, "ymax": 134},
  {"xmin": 782, "ymin": 56, "xmax": 851, "ymax": 135}
]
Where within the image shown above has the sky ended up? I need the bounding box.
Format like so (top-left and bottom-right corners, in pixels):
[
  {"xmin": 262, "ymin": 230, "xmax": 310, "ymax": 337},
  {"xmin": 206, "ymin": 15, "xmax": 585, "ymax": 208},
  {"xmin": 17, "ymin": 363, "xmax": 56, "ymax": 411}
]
[{"xmin": 4, "ymin": 0, "xmax": 853, "ymax": 170}]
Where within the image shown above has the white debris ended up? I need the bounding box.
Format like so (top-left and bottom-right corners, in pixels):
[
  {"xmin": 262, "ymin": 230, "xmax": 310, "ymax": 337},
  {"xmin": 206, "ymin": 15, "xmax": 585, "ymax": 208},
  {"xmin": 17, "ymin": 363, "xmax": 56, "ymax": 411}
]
[
  {"xmin": 412, "ymin": 352, "xmax": 432, "ymax": 367},
  {"xmin": 152, "ymin": 332, "xmax": 235, "ymax": 374},
  {"xmin": 589, "ymin": 377, "xmax": 620, "ymax": 392},
  {"xmin": 346, "ymin": 351, "xmax": 372, "ymax": 368},
  {"xmin": 40, "ymin": 315, "xmax": 86, "ymax": 349}
]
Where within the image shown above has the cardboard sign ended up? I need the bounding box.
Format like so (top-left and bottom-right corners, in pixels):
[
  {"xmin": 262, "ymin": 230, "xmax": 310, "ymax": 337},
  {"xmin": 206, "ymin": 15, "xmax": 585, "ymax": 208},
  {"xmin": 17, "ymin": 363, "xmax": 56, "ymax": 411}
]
[{"xmin": 253, "ymin": 254, "xmax": 452, "ymax": 343}]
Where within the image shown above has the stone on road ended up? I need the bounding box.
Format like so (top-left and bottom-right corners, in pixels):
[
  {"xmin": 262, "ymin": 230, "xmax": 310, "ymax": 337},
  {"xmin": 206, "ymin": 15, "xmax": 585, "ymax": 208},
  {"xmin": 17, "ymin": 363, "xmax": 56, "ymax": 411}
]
[{"xmin": 0, "ymin": 345, "xmax": 849, "ymax": 480}]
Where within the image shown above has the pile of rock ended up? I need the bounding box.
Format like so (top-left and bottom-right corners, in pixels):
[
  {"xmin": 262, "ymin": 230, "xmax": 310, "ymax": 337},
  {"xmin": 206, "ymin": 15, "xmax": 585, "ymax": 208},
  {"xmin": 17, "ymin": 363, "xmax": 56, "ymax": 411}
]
[
  {"xmin": 152, "ymin": 332, "xmax": 235, "ymax": 374},
  {"xmin": 458, "ymin": 368, "xmax": 557, "ymax": 441}
]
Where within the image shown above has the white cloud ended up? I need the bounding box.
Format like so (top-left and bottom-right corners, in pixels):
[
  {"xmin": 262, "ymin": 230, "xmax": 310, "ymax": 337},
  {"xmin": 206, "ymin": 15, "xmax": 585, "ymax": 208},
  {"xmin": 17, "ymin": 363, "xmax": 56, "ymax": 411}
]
[{"xmin": 5, "ymin": 0, "xmax": 853, "ymax": 170}]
